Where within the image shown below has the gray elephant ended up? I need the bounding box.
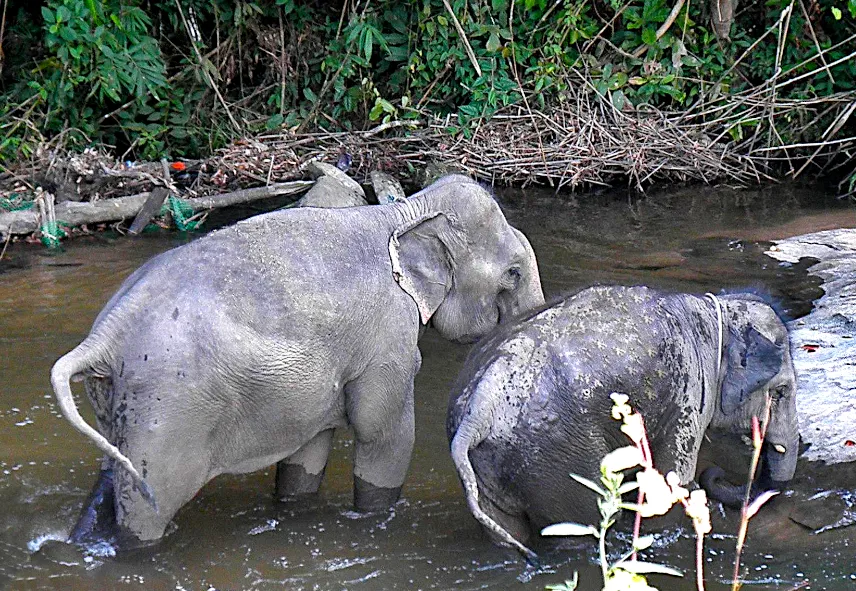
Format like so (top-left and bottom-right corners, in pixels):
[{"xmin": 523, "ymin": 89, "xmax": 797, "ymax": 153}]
[
  {"xmin": 52, "ymin": 174, "xmax": 544, "ymax": 546},
  {"xmin": 447, "ymin": 285, "xmax": 797, "ymax": 559}
]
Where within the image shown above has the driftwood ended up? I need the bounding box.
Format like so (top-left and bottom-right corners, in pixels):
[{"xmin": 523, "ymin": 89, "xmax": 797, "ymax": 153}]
[
  {"xmin": 0, "ymin": 180, "xmax": 312, "ymax": 239},
  {"xmin": 128, "ymin": 187, "xmax": 170, "ymax": 235}
]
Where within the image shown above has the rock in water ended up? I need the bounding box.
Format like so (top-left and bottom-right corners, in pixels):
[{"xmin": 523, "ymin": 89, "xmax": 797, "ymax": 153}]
[
  {"xmin": 766, "ymin": 229, "xmax": 856, "ymax": 464},
  {"xmin": 370, "ymin": 171, "xmax": 406, "ymax": 204},
  {"xmin": 296, "ymin": 162, "xmax": 367, "ymax": 208}
]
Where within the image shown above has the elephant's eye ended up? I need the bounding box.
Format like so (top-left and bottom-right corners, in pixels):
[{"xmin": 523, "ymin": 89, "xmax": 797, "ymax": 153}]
[
  {"xmin": 500, "ymin": 267, "xmax": 521, "ymax": 291},
  {"xmin": 770, "ymin": 386, "xmax": 788, "ymax": 401}
]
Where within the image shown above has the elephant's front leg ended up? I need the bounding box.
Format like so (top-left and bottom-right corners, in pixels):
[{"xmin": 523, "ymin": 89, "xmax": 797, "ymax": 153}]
[
  {"xmin": 275, "ymin": 429, "xmax": 335, "ymax": 500},
  {"xmin": 345, "ymin": 364, "xmax": 416, "ymax": 512}
]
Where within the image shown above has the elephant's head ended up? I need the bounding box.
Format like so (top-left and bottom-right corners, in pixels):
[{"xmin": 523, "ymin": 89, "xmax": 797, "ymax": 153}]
[
  {"xmin": 710, "ymin": 295, "xmax": 798, "ymax": 486},
  {"xmin": 389, "ymin": 175, "xmax": 544, "ymax": 343}
]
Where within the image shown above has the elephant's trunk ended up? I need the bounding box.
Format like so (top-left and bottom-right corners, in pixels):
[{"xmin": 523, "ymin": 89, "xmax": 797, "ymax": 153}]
[
  {"xmin": 760, "ymin": 438, "xmax": 798, "ymax": 487},
  {"xmin": 700, "ymin": 440, "xmax": 796, "ymax": 509},
  {"xmin": 699, "ymin": 466, "xmax": 748, "ymax": 508}
]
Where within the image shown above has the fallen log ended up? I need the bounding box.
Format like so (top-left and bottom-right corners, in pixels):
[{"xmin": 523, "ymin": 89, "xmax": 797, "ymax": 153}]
[{"xmin": 0, "ymin": 180, "xmax": 313, "ymax": 239}]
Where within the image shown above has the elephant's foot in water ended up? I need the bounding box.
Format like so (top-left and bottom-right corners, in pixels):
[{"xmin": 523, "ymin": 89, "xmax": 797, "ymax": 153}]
[
  {"xmin": 274, "ymin": 429, "xmax": 334, "ymax": 501},
  {"xmin": 69, "ymin": 468, "xmax": 118, "ymax": 545},
  {"xmin": 353, "ymin": 476, "xmax": 402, "ymax": 512},
  {"xmin": 70, "ymin": 467, "xmax": 172, "ymax": 550},
  {"xmin": 275, "ymin": 462, "xmax": 326, "ymax": 500}
]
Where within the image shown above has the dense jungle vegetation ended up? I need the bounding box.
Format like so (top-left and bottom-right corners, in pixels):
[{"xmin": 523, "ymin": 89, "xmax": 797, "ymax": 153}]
[{"xmin": 0, "ymin": 0, "xmax": 854, "ymax": 186}]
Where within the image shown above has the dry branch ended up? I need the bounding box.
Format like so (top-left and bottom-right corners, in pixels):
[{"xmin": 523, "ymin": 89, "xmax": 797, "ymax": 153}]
[{"xmin": 0, "ymin": 180, "xmax": 312, "ymax": 238}]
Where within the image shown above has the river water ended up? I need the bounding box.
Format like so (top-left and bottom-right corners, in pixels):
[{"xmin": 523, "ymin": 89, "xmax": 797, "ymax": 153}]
[{"xmin": 1, "ymin": 185, "xmax": 854, "ymax": 590}]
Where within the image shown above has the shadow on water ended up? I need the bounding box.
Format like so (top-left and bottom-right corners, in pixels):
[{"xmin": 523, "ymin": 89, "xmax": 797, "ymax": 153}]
[{"xmin": 0, "ymin": 184, "xmax": 854, "ymax": 590}]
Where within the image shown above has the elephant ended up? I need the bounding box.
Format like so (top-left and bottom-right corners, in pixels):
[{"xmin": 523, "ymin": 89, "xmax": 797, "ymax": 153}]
[
  {"xmin": 51, "ymin": 174, "xmax": 544, "ymax": 546},
  {"xmin": 446, "ymin": 285, "xmax": 797, "ymax": 559}
]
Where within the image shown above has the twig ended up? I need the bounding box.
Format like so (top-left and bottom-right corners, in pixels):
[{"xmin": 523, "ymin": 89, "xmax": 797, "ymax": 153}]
[
  {"xmin": 797, "ymin": 0, "xmax": 834, "ymax": 86},
  {"xmin": 0, "ymin": 0, "xmax": 8, "ymax": 61},
  {"xmin": 174, "ymin": 0, "xmax": 241, "ymax": 133},
  {"xmin": 632, "ymin": 0, "xmax": 686, "ymax": 58},
  {"xmin": 416, "ymin": 59, "xmax": 454, "ymax": 109},
  {"xmin": 278, "ymin": 7, "xmax": 287, "ymax": 118},
  {"xmin": 0, "ymin": 222, "xmax": 12, "ymax": 261},
  {"xmin": 441, "ymin": 0, "xmax": 482, "ymax": 77},
  {"xmin": 508, "ymin": 0, "xmax": 551, "ymax": 185},
  {"xmin": 774, "ymin": 49, "xmax": 856, "ymax": 92}
]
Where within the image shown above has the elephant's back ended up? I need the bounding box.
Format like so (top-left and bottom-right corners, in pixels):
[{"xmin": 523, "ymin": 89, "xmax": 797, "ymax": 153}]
[{"xmin": 94, "ymin": 206, "xmax": 397, "ymax": 339}]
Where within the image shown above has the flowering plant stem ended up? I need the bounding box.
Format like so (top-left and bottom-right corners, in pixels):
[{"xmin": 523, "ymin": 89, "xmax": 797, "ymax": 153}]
[{"xmin": 731, "ymin": 393, "xmax": 774, "ymax": 590}]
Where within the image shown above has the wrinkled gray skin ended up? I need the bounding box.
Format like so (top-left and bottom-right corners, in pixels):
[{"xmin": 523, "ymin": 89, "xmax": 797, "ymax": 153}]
[
  {"xmin": 447, "ymin": 286, "xmax": 797, "ymax": 560},
  {"xmin": 52, "ymin": 174, "xmax": 544, "ymax": 546}
]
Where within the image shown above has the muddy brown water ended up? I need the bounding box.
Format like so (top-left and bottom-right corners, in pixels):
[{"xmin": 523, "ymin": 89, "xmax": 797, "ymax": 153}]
[{"xmin": 1, "ymin": 185, "xmax": 854, "ymax": 591}]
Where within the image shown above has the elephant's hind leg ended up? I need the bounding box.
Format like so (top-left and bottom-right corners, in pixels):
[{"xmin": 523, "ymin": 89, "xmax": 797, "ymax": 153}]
[
  {"xmin": 275, "ymin": 429, "xmax": 335, "ymax": 500},
  {"xmin": 345, "ymin": 363, "xmax": 417, "ymax": 512},
  {"xmin": 113, "ymin": 426, "xmax": 212, "ymax": 542},
  {"xmin": 478, "ymin": 491, "xmax": 532, "ymax": 548},
  {"xmin": 69, "ymin": 467, "xmax": 117, "ymax": 545}
]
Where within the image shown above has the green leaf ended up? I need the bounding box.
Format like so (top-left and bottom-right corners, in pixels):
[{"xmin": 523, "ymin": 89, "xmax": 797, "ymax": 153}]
[
  {"xmin": 369, "ymin": 101, "xmax": 384, "ymax": 120},
  {"xmin": 60, "ymin": 27, "xmax": 78, "ymax": 42},
  {"xmin": 831, "ymin": 6, "xmax": 842, "ymax": 19},
  {"xmin": 617, "ymin": 480, "xmax": 640, "ymax": 495},
  {"xmin": 569, "ymin": 473, "xmax": 607, "ymax": 497},
  {"xmin": 610, "ymin": 89, "xmax": 627, "ymax": 111},
  {"xmin": 486, "ymin": 32, "xmax": 501, "ymax": 53},
  {"xmin": 363, "ymin": 29, "xmax": 373, "ymax": 62},
  {"xmin": 541, "ymin": 522, "xmax": 598, "ymax": 537},
  {"xmin": 610, "ymin": 72, "xmax": 628, "ymax": 90},
  {"xmin": 616, "ymin": 560, "xmax": 683, "ymax": 577},
  {"xmin": 303, "ymin": 87, "xmax": 318, "ymax": 103},
  {"xmin": 41, "ymin": 7, "xmax": 55, "ymax": 24},
  {"xmin": 633, "ymin": 534, "xmax": 655, "ymax": 551},
  {"xmin": 266, "ymin": 113, "xmax": 284, "ymax": 130},
  {"xmin": 642, "ymin": 27, "xmax": 657, "ymax": 46}
]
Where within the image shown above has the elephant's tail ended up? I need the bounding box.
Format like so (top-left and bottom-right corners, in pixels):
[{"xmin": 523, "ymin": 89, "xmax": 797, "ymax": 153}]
[
  {"xmin": 450, "ymin": 420, "xmax": 538, "ymax": 563},
  {"xmin": 51, "ymin": 343, "xmax": 157, "ymax": 511}
]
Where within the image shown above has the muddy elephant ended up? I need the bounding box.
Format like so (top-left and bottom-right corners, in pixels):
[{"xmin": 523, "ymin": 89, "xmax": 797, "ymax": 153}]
[
  {"xmin": 447, "ymin": 286, "xmax": 797, "ymax": 559},
  {"xmin": 52, "ymin": 174, "xmax": 544, "ymax": 546}
]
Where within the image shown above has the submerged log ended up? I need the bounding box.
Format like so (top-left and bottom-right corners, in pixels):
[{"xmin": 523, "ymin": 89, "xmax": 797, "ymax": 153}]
[{"xmin": 0, "ymin": 180, "xmax": 313, "ymax": 239}]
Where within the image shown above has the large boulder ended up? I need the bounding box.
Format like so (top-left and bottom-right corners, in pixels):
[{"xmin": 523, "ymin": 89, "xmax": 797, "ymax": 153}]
[{"xmin": 766, "ymin": 229, "xmax": 856, "ymax": 464}]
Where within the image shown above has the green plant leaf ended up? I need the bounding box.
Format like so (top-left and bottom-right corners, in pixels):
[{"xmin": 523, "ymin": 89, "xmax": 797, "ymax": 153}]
[
  {"xmin": 633, "ymin": 534, "xmax": 655, "ymax": 551},
  {"xmin": 641, "ymin": 27, "xmax": 657, "ymax": 46},
  {"xmin": 616, "ymin": 560, "xmax": 683, "ymax": 577},
  {"xmin": 569, "ymin": 473, "xmax": 607, "ymax": 496},
  {"xmin": 486, "ymin": 32, "xmax": 501, "ymax": 53},
  {"xmin": 363, "ymin": 28, "xmax": 373, "ymax": 62},
  {"xmin": 541, "ymin": 522, "xmax": 598, "ymax": 537}
]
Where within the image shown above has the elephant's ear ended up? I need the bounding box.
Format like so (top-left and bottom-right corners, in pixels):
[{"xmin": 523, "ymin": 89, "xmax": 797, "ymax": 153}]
[
  {"xmin": 720, "ymin": 326, "xmax": 783, "ymax": 414},
  {"xmin": 389, "ymin": 212, "xmax": 454, "ymax": 324}
]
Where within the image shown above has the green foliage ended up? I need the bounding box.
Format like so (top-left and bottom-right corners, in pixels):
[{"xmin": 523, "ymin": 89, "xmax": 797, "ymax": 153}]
[{"xmin": 0, "ymin": 0, "xmax": 853, "ymax": 162}]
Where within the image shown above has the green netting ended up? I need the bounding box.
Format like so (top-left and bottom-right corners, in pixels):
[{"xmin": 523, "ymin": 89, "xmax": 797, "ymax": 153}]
[
  {"xmin": 0, "ymin": 195, "xmax": 35, "ymax": 212},
  {"xmin": 40, "ymin": 220, "xmax": 68, "ymax": 249},
  {"xmin": 162, "ymin": 196, "xmax": 202, "ymax": 231}
]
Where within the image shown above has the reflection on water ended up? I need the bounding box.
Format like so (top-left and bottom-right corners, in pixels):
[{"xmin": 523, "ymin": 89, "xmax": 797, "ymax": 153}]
[{"xmin": 0, "ymin": 185, "xmax": 854, "ymax": 590}]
